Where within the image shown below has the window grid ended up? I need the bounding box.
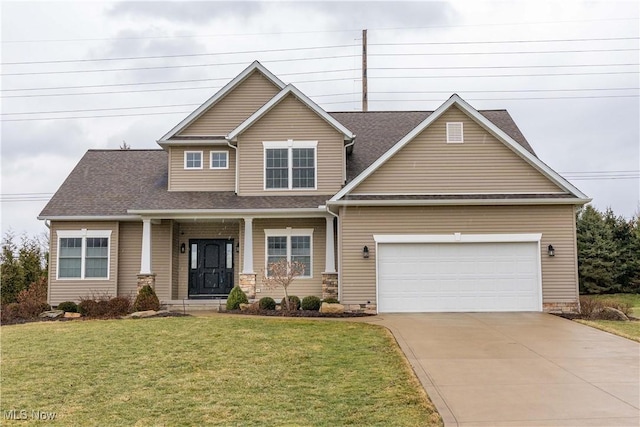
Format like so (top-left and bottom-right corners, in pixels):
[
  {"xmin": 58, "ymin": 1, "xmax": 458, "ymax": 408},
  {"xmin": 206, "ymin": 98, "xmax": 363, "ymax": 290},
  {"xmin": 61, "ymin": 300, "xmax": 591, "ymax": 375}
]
[
  {"xmin": 210, "ymin": 151, "xmax": 228, "ymax": 169},
  {"xmin": 264, "ymin": 145, "xmax": 316, "ymax": 190},
  {"xmin": 266, "ymin": 234, "xmax": 312, "ymax": 277},
  {"xmin": 265, "ymin": 148, "xmax": 289, "ymax": 189},
  {"xmin": 184, "ymin": 151, "xmax": 203, "ymax": 169},
  {"xmin": 58, "ymin": 235, "xmax": 109, "ymax": 280}
]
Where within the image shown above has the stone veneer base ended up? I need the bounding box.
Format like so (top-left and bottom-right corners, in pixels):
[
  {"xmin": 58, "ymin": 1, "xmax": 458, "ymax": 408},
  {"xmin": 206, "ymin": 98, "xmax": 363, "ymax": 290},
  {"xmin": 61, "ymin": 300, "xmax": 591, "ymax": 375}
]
[
  {"xmin": 239, "ymin": 273, "xmax": 256, "ymax": 299},
  {"xmin": 137, "ymin": 274, "xmax": 156, "ymax": 292}
]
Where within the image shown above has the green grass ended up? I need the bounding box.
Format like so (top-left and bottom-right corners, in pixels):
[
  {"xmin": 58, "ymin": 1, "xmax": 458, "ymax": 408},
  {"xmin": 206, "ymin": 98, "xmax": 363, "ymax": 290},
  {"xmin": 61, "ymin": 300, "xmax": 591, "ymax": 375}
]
[
  {"xmin": 1, "ymin": 316, "xmax": 441, "ymax": 426},
  {"xmin": 576, "ymin": 319, "xmax": 640, "ymax": 342},
  {"xmin": 589, "ymin": 293, "xmax": 640, "ymax": 317}
]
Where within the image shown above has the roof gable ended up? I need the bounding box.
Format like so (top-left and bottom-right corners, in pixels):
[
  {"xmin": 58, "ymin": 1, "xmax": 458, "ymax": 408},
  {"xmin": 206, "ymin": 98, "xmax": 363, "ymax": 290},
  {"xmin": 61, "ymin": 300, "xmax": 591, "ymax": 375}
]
[
  {"xmin": 159, "ymin": 61, "xmax": 285, "ymax": 142},
  {"xmin": 227, "ymin": 84, "xmax": 355, "ymax": 141},
  {"xmin": 331, "ymin": 94, "xmax": 588, "ymax": 201}
]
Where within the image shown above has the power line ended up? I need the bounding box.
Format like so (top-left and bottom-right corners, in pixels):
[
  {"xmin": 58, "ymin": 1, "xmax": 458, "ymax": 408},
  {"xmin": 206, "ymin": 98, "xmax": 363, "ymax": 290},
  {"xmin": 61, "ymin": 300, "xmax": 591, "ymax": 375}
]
[
  {"xmin": 370, "ymin": 48, "xmax": 638, "ymax": 57},
  {"xmin": 5, "ymin": 88, "xmax": 637, "ymax": 115},
  {"xmin": 372, "ymin": 36, "xmax": 640, "ymax": 47},
  {"xmin": 371, "ymin": 63, "xmax": 639, "ymax": 72},
  {"xmin": 1, "ymin": 44, "xmax": 357, "ymax": 65},
  {"xmin": 0, "ymin": 55, "xmax": 360, "ymax": 77},
  {"xmin": 1, "ymin": 69, "xmax": 359, "ymax": 92},
  {"xmin": 1, "ymin": 111, "xmax": 193, "ymax": 122},
  {"xmin": 370, "ymin": 71, "xmax": 639, "ymax": 79},
  {"xmin": 3, "ymin": 17, "xmax": 637, "ymax": 44}
]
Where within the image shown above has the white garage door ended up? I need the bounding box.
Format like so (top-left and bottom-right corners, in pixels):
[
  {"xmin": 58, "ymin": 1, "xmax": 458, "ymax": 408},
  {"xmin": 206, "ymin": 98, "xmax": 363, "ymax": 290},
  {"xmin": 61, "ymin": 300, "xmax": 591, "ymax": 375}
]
[{"xmin": 377, "ymin": 241, "xmax": 541, "ymax": 312}]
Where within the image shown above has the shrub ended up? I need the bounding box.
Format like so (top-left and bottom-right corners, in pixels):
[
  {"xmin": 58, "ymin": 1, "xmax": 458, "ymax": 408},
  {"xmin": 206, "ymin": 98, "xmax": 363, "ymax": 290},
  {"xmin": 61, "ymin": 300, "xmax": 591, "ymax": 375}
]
[
  {"xmin": 226, "ymin": 286, "xmax": 249, "ymax": 310},
  {"xmin": 107, "ymin": 296, "xmax": 132, "ymax": 316},
  {"xmin": 134, "ymin": 285, "xmax": 160, "ymax": 312},
  {"xmin": 280, "ymin": 295, "xmax": 301, "ymax": 311},
  {"xmin": 56, "ymin": 301, "xmax": 78, "ymax": 313},
  {"xmin": 579, "ymin": 296, "xmax": 632, "ymax": 320},
  {"xmin": 322, "ymin": 297, "xmax": 340, "ymax": 304},
  {"xmin": 258, "ymin": 296, "xmax": 276, "ymax": 310},
  {"xmin": 15, "ymin": 277, "xmax": 49, "ymax": 318},
  {"xmin": 78, "ymin": 298, "xmax": 97, "ymax": 316},
  {"xmin": 301, "ymin": 295, "xmax": 321, "ymax": 311},
  {"xmin": 1, "ymin": 303, "xmax": 22, "ymax": 323}
]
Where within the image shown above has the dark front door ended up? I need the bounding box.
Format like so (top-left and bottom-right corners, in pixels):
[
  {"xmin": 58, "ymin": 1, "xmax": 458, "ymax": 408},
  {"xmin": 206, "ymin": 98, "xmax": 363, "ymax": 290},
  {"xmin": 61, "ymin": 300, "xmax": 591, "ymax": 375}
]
[{"xmin": 188, "ymin": 239, "xmax": 234, "ymax": 298}]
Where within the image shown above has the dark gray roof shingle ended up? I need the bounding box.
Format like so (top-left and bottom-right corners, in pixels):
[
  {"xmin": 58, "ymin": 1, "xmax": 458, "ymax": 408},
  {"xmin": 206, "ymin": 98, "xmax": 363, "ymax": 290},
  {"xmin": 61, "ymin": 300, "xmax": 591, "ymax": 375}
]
[{"xmin": 40, "ymin": 110, "xmax": 541, "ymax": 218}]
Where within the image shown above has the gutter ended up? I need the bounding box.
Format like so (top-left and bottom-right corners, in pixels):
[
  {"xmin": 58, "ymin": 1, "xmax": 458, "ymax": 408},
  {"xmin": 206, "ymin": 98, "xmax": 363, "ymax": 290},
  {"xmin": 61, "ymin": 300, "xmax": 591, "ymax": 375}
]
[
  {"xmin": 326, "ymin": 198, "xmax": 592, "ymax": 207},
  {"xmin": 227, "ymin": 140, "xmax": 239, "ymax": 194},
  {"xmin": 37, "ymin": 215, "xmax": 140, "ymax": 221}
]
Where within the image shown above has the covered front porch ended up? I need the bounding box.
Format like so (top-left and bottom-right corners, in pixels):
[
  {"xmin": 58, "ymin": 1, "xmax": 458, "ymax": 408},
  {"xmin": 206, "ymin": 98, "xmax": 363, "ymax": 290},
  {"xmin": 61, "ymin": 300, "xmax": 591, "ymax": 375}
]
[{"xmin": 132, "ymin": 211, "xmax": 338, "ymax": 303}]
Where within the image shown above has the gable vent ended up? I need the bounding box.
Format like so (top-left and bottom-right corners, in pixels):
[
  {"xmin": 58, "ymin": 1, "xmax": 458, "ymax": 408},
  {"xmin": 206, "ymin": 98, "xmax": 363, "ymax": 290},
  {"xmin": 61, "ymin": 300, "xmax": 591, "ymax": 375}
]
[{"xmin": 446, "ymin": 122, "xmax": 464, "ymax": 143}]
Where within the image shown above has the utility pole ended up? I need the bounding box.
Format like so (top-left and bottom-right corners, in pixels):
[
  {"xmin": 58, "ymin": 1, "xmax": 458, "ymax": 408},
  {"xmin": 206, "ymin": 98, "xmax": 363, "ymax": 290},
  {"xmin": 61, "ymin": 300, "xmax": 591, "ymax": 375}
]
[{"xmin": 362, "ymin": 29, "xmax": 368, "ymax": 112}]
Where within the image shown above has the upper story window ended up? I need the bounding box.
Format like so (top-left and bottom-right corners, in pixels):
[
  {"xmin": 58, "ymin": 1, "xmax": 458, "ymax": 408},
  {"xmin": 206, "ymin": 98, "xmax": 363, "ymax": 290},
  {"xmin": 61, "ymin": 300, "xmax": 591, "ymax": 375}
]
[
  {"xmin": 446, "ymin": 122, "xmax": 464, "ymax": 143},
  {"xmin": 263, "ymin": 140, "xmax": 317, "ymax": 190},
  {"xmin": 184, "ymin": 151, "xmax": 203, "ymax": 169},
  {"xmin": 57, "ymin": 230, "xmax": 111, "ymax": 280},
  {"xmin": 210, "ymin": 151, "xmax": 228, "ymax": 169}
]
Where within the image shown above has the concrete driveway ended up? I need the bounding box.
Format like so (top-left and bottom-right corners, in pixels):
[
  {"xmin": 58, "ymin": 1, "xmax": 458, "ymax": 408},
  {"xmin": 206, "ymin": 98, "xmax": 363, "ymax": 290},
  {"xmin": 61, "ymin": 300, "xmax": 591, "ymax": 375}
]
[{"xmin": 368, "ymin": 313, "xmax": 639, "ymax": 426}]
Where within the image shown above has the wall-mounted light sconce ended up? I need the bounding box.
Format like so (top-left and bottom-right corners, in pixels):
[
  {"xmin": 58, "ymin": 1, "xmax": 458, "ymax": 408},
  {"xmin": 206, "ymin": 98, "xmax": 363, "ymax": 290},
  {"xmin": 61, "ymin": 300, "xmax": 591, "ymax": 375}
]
[
  {"xmin": 547, "ymin": 244, "xmax": 555, "ymax": 257},
  {"xmin": 362, "ymin": 245, "xmax": 370, "ymax": 259},
  {"xmin": 180, "ymin": 243, "xmax": 186, "ymax": 254},
  {"xmin": 236, "ymin": 242, "xmax": 240, "ymax": 253}
]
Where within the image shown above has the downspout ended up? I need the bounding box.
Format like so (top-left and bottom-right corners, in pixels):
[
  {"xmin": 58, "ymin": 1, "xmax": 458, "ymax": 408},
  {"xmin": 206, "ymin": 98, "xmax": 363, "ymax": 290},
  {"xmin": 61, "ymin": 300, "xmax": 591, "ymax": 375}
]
[{"xmin": 227, "ymin": 140, "xmax": 239, "ymax": 194}]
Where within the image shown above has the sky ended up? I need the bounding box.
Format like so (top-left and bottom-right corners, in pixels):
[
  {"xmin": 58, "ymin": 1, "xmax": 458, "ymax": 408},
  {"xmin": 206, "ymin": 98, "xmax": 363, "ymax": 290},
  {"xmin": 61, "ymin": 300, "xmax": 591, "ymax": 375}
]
[{"xmin": 1, "ymin": 0, "xmax": 639, "ymax": 238}]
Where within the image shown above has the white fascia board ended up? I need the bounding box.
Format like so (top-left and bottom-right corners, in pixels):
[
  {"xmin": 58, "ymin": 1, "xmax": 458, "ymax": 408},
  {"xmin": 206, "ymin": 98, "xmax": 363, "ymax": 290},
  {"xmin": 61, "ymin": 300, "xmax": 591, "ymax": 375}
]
[
  {"xmin": 331, "ymin": 94, "xmax": 588, "ymax": 201},
  {"xmin": 227, "ymin": 84, "xmax": 355, "ymax": 141},
  {"xmin": 157, "ymin": 139, "xmax": 230, "ymax": 147},
  {"xmin": 326, "ymin": 197, "xmax": 591, "ymax": 206},
  {"xmin": 158, "ymin": 61, "xmax": 286, "ymax": 142},
  {"xmin": 38, "ymin": 215, "xmax": 140, "ymax": 221},
  {"xmin": 126, "ymin": 208, "xmax": 326, "ymax": 219},
  {"xmin": 374, "ymin": 233, "xmax": 542, "ymax": 244}
]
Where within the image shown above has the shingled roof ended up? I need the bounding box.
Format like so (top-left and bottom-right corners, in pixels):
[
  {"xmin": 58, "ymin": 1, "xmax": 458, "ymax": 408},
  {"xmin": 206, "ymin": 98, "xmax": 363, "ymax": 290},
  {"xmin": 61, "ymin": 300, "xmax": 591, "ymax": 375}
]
[{"xmin": 40, "ymin": 110, "xmax": 539, "ymax": 218}]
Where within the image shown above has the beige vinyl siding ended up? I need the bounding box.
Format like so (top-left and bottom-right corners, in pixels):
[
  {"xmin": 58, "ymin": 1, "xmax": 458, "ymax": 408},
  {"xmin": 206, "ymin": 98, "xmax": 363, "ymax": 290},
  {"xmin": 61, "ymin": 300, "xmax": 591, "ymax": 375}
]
[
  {"xmin": 175, "ymin": 221, "xmax": 240, "ymax": 299},
  {"xmin": 352, "ymin": 106, "xmax": 563, "ymax": 194},
  {"xmin": 49, "ymin": 221, "xmax": 118, "ymax": 305},
  {"xmin": 117, "ymin": 221, "xmax": 172, "ymax": 301},
  {"xmin": 240, "ymin": 217, "xmax": 326, "ymax": 299},
  {"xmin": 237, "ymin": 94, "xmax": 344, "ymax": 195},
  {"xmin": 178, "ymin": 71, "xmax": 281, "ymax": 136},
  {"xmin": 339, "ymin": 205, "xmax": 578, "ymax": 305},
  {"xmin": 168, "ymin": 146, "xmax": 235, "ymax": 192}
]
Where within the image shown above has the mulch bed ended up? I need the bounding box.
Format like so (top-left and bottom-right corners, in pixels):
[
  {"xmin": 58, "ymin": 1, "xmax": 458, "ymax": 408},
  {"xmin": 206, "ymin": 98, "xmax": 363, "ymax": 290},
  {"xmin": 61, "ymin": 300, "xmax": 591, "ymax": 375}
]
[{"xmin": 227, "ymin": 309, "xmax": 373, "ymax": 318}]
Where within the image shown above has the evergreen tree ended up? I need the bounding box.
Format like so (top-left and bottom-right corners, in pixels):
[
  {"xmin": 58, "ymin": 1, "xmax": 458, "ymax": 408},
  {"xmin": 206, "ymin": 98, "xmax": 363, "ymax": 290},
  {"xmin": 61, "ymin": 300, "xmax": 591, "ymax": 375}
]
[
  {"xmin": 576, "ymin": 206, "xmax": 618, "ymax": 294},
  {"xmin": 1, "ymin": 231, "xmax": 48, "ymax": 304}
]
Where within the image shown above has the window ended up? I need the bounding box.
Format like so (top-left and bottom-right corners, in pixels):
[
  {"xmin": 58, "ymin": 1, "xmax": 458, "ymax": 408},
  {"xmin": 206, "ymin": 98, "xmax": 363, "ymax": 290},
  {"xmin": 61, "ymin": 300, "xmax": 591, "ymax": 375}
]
[
  {"xmin": 265, "ymin": 228, "xmax": 313, "ymax": 277},
  {"xmin": 57, "ymin": 230, "xmax": 111, "ymax": 279},
  {"xmin": 184, "ymin": 151, "xmax": 203, "ymax": 169},
  {"xmin": 263, "ymin": 141, "xmax": 317, "ymax": 190},
  {"xmin": 446, "ymin": 122, "xmax": 464, "ymax": 143},
  {"xmin": 210, "ymin": 151, "xmax": 228, "ymax": 169}
]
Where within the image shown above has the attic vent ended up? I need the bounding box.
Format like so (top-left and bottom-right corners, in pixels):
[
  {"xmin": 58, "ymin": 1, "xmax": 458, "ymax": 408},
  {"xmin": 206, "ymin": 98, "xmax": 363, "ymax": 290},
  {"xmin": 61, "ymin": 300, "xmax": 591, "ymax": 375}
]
[{"xmin": 446, "ymin": 122, "xmax": 464, "ymax": 143}]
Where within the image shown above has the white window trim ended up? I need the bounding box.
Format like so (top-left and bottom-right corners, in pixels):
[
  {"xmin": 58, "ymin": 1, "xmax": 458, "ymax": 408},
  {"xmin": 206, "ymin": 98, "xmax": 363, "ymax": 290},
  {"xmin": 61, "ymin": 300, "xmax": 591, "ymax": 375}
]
[
  {"xmin": 263, "ymin": 140, "xmax": 318, "ymax": 191},
  {"xmin": 184, "ymin": 150, "xmax": 203, "ymax": 169},
  {"xmin": 446, "ymin": 122, "xmax": 464, "ymax": 143},
  {"xmin": 56, "ymin": 229, "xmax": 112, "ymax": 280},
  {"xmin": 264, "ymin": 228, "xmax": 314, "ymax": 278},
  {"xmin": 209, "ymin": 150, "xmax": 229, "ymax": 170}
]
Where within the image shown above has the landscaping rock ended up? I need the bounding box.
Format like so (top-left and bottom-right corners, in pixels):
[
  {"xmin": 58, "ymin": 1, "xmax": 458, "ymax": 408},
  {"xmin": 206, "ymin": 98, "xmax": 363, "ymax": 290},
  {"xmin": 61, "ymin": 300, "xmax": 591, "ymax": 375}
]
[
  {"xmin": 239, "ymin": 303, "xmax": 251, "ymax": 311},
  {"xmin": 63, "ymin": 312, "xmax": 82, "ymax": 318},
  {"xmin": 320, "ymin": 302, "xmax": 344, "ymax": 314},
  {"xmin": 600, "ymin": 307, "xmax": 629, "ymax": 321},
  {"xmin": 130, "ymin": 310, "xmax": 158, "ymax": 318},
  {"xmin": 39, "ymin": 310, "xmax": 64, "ymax": 319}
]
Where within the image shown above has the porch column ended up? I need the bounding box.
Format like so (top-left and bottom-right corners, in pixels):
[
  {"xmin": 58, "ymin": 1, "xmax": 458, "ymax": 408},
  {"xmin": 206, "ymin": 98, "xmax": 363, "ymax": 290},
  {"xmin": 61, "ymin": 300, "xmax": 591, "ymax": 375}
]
[
  {"xmin": 322, "ymin": 216, "xmax": 339, "ymax": 301},
  {"xmin": 138, "ymin": 218, "xmax": 156, "ymax": 291},
  {"xmin": 324, "ymin": 216, "xmax": 336, "ymax": 273},
  {"xmin": 239, "ymin": 217, "xmax": 256, "ymax": 299}
]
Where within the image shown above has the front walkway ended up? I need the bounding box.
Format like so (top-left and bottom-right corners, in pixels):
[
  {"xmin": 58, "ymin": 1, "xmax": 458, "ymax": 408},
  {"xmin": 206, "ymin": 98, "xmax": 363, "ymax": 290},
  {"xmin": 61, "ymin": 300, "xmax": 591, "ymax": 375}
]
[{"xmin": 367, "ymin": 313, "xmax": 639, "ymax": 427}]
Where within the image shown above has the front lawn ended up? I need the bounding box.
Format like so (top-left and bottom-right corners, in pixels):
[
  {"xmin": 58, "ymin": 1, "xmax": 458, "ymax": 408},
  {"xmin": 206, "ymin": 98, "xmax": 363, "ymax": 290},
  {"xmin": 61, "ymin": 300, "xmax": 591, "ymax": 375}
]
[
  {"xmin": 575, "ymin": 319, "xmax": 640, "ymax": 342},
  {"xmin": 1, "ymin": 316, "xmax": 441, "ymax": 426}
]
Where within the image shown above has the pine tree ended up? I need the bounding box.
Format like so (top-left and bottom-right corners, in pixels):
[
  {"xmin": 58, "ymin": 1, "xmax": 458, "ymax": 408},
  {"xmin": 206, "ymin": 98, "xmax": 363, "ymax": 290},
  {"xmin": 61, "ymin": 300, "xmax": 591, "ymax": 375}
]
[{"xmin": 576, "ymin": 206, "xmax": 618, "ymax": 294}]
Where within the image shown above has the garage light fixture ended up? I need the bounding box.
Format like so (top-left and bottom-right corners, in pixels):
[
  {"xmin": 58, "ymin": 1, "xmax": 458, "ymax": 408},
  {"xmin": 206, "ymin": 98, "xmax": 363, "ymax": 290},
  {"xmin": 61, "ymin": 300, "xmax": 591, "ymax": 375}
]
[
  {"xmin": 180, "ymin": 243, "xmax": 186, "ymax": 254},
  {"xmin": 362, "ymin": 246, "xmax": 370, "ymax": 259},
  {"xmin": 547, "ymin": 245, "xmax": 555, "ymax": 257}
]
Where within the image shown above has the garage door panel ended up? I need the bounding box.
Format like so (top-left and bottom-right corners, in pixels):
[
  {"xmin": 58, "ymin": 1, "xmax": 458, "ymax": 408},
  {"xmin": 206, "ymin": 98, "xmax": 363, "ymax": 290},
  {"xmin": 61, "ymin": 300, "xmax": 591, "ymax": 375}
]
[{"xmin": 378, "ymin": 242, "xmax": 541, "ymax": 312}]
